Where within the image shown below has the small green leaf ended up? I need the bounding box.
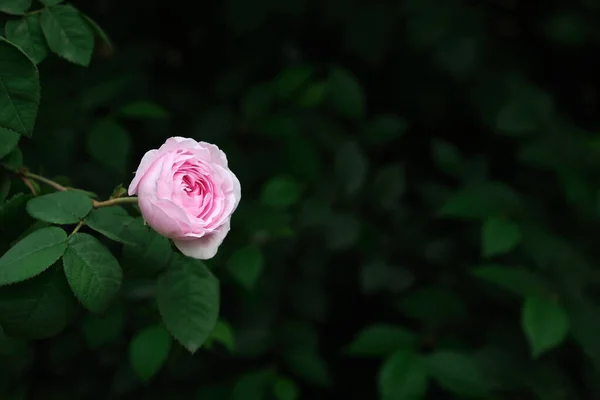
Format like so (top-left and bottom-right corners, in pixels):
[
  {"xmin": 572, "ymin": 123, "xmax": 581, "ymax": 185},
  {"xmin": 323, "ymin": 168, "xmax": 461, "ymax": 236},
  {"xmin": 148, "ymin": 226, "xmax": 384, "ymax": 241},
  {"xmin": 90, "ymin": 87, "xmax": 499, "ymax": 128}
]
[
  {"xmin": 424, "ymin": 350, "xmax": 492, "ymax": 397},
  {"xmin": 80, "ymin": 13, "xmax": 113, "ymax": 53},
  {"xmin": 86, "ymin": 119, "xmax": 131, "ymax": 174},
  {"xmin": 364, "ymin": 115, "xmax": 408, "ymax": 146},
  {"xmin": 334, "ymin": 141, "xmax": 368, "ymax": 195},
  {"xmin": 62, "ymin": 233, "xmax": 123, "ymax": 313},
  {"xmin": 378, "ymin": 350, "xmax": 428, "ymax": 400},
  {"xmin": 84, "ymin": 206, "xmax": 136, "ymax": 244},
  {"xmin": 129, "ymin": 325, "xmax": 172, "ymax": 382},
  {"xmin": 439, "ymin": 182, "xmax": 522, "ymax": 220},
  {"xmin": 0, "ymin": 0, "xmax": 31, "ymax": 15},
  {"xmin": 272, "ymin": 377, "xmax": 300, "ymax": 400},
  {"xmin": 1, "ymin": 146, "xmax": 23, "ymax": 170},
  {"xmin": 0, "ymin": 226, "xmax": 67, "ymax": 286},
  {"xmin": 297, "ymin": 82, "xmax": 327, "ymax": 108},
  {"xmin": 0, "ymin": 37, "xmax": 40, "ymax": 137},
  {"xmin": 372, "ymin": 163, "xmax": 405, "ymax": 210},
  {"xmin": 283, "ymin": 349, "xmax": 332, "ymax": 387},
  {"xmin": 273, "ymin": 65, "xmax": 314, "ymax": 98},
  {"xmin": 431, "ymin": 138, "xmax": 462, "ymax": 175},
  {"xmin": 522, "ymin": 295, "xmax": 570, "ymax": 358},
  {"xmin": 260, "ymin": 176, "xmax": 302, "ymax": 209},
  {"xmin": 0, "ymin": 266, "xmax": 75, "ymax": 339},
  {"xmin": 471, "ymin": 265, "xmax": 550, "ymax": 298},
  {"xmin": 40, "ymin": 5, "xmax": 94, "ymax": 66},
  {"xmin": 481, "ymin": 217, "xmax": 521, "ymax": 257},
  {"xmin": 157, "ymin": 254, "xmax": 220, "ymax": 353},
  {"xmin": 208, "ymin": 319, "xmax": 235, "ymax": 351},
  {"xmin": 226, "ymin": 245, "xmax": 264, "ymax": 290},
  {"xmin": 5, "ymin": 14, "xmax": 49, "ymax": 64},
  {"xmin": 122, "ymin": 218, "xmax": 172, "ymax": 276},
  {"xmin": 0, "ymin": 128, "xmax": 20, "ymax": 159},
  {"xmin": 232, "ymin": 369, "xmax": 276, "ymax": 400},
  {"xmin": 327, "ymin": 66, "xmax": 365, "ymax": 119},
  {"xmin": 26, "ymin": 191, "xmax": 93, "ymax": 224},
  {"xmin": 345, "ymin": 324, "xmax": 418, "ymax": 357},
  {"xmin": 81, "ymin": 305, "xmax": 124, "ymax": 348},
  {"xmin": 119, "ymin": 101, "xmax": 169, "ymax": 119}
]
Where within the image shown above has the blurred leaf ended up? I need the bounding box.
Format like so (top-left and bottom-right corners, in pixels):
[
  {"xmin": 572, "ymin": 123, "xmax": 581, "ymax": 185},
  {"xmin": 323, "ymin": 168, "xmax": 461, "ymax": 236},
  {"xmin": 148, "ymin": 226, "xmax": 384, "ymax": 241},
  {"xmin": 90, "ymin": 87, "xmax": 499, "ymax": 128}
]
[
  {"xmin": 272, "ymin": 377, "xmax": 299, "ymax": 400},
  {"xmin": 119, "ymin": 101, "xmax": 169, "ymax": 120},
  {"xmin": 495, "ymin": 79, "xmax": 553, "ymax": 136},
  {"xmin": 297, "ymin": 82, "xmax": 327, "ymax": 108},
  {"xmin": 471, "ymin": 265, "xmax": 550, "ymax": 298},
  {"xmin": 273, "ymin": 65, "xmax": 314, "ymax": 98},
  {"xmin": 26, "ymin": 191, "xmax": 93, "ymax": 224},
  {"xmin": 260, "ymin": 176, "xmax": 302, "ymax": 209},
  {"xmin": 0, "ymin": 0, "xmax": 30, "ymax": 15},
  {"xmin": 81, "ymin": 305, "xmax": 125, "ymax": 348},
  {"xmin": 378, "ymin": 350, "xmax": 428, "ymax": 400},
  {"xmin": 283, "ymin": 349, "xmax": 332, "ymax": 387},
  {"xmin": 361, "ymin": 262, "xmax": 414, "ymax": 295},
  {"xmin": 259, "ymin": 114, "xmax": 301, "ymax": 138},
  {"xmin": 40, "ymin": 5, "xmax": 94, "ymax": 66},
  {"xmin": 285, "ymin": 135, "xmax": 321, "ymax": 182},
  {"xmin": 345, "ymin": 324, "xmax": 418, "ymax": 357},
  {"xmin": 334, "ymin": 141, "xmax": 368, "ymax": 196},
  {"xmin": 439, "ymin": 182, "xmax": 522, "ymax": 220},
  {"xmin": 372, "ymin": 163, "xmax": 405, "ymax": 210},
  {"xmin": 398, "ymin": 286, "xmax": 467, "ymax": 324},
  {"xmin": 0, "ymin": 37, "xmax": 40, "ymax": 137},
  {"xmin": 122, "ymin": 218, "xmax": 172, "ymax": 275},
  {"xmin": 0, "ymin": 128, "xmax": 20, "ymax": 159},
  {"xmin": 481, "ymin": 217, "xmax": 521, "ymax": 257},
  {"xmin": 522, "ymin": 296, "xmax": 570, "ymax": 358},
  {"xmin": 207, "ymin": 319, "xmax": 235, "ymax": 351},
  {"xmin": 227, "ymin": 245, "xmax": 264, "ymax": 290},
  {"xmin": 80, "ymin": 13, "xmax": 113, "ymax": 53},
  {"xmin": 0, "ymin": 172, "xmax": 9, "ymax": 204},
  {"xmin": 0, "ymin": 266, "xmax": 75, "ymax": 339},
  {"xmin": 326, "ymin": 213, "xmax": 360, "ymax": 251},
  {"xmin": 63, "ymin": 233, "xmax": 123, "ymax": 313},
  {"xmin": 431, "ymin": 138, "xmax": 462, "ymax": 176},
  {"xmin": 363, "ymin": 115, "xmax": 408, "ymax": 146},
  {"xmin": 424, "ymin": 350, "xmax": 492, "ymax": 397},
  {"xmin": 231, "ymin": 369, "xmax": 275, "ymax": 400},
  {"xmin": 542, "ymin": 12, "xmax": 588, "ymax": 46},
  {"xmin": 85, "ymin": 206, "xmax": 136, "ymax": 244},
  {"xmin": 157, "ymin": 254, "xmax": 219, "ymax": 353},
  {"xmin": 0, "ymin": 226, "xmax": 67, "ymax": 286},
  {"xmin": 327, "ymin": 66, "xmax": 365, "ymax": 119},
  {"xmin": 1, "ymin": 146, "xmax": 23, "ymax": 170},
  {"xmin": 129, "ymin": 325, "xmax": 172, "ymax": 382},
  {"xmin": 5, "ymin": 14, "xmax": 48, "ymax": 64},
  {"xmin": 86, "ymin": 119, "xmax": 131, "ymax": 175}
]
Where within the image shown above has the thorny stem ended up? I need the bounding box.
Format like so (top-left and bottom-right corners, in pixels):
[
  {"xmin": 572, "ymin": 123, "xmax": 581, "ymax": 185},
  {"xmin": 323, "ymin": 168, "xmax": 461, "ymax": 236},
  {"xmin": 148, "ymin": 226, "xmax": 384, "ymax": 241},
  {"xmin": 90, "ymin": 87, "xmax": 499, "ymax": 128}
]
[{"xmin": 19, "ymin": 169, "xmax": 138, "ymax": 208}]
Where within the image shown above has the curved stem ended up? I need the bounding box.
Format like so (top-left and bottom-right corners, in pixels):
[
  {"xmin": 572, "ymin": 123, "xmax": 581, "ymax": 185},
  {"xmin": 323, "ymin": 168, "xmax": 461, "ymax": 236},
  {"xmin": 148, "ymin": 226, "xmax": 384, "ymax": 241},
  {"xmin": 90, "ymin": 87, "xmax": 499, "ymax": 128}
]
[
  {"xmin": 93, "ymin": 196, "xmax": 138, "ymax": 208},
  {"xmin": 70, "ymin": 220, "xmax": 84, "ymax": 236},
  {"xmin": 22, "ymin": 171, "xmax": 67, "ymax": 192}
]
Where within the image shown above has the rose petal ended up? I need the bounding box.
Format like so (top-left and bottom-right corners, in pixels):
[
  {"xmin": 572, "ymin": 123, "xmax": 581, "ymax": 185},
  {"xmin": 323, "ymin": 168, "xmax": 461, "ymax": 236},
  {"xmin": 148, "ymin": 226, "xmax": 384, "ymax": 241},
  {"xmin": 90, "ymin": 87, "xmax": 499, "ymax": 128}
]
[
  {"xmin": 139, "ymin": 197, "xmax": 191, "ymax": 238},
  {"xmin": 128, "ymin": 149, "xmax": 159, "ymax": 195},
  {"xmin": 173, "ymin": 221, "xmax": 231, "ymax": 260},
  {"xmin": 199, "ymin": 141, "xmax": 228, "ymax": 167}
]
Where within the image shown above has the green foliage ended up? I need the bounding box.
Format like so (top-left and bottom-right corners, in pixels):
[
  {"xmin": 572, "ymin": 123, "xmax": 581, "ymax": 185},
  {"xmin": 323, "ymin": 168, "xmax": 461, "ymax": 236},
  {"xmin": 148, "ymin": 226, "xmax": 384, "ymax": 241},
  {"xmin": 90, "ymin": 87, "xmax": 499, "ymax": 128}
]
[
  {"xmin": 26, "ymin": 190, "xmax": 93, "ymax": 224},
  {"xmin": 0, "ymin": 0, "xmax": 30, "ymax": 15},
  {"xmin": 129, "ymin": 325, "xmax": 172, "ymax": 382},
  {"xmin": 4, "ymin": 14, "xmax": 49, "ymax": 64},
  {"xmin": 378, "ymin": 350, "xmax": 428, "ymax": 400},
  {"xmin": 40, "ymin": 5, "xmax": 94, "ymax": 66},
  {"xmin": 226, "ymin": 244, "xmax": 264, "ymax": 290},
  {"xmin": 345, "ymin": 324, "xmax": 418, "ymax": 357},
  {"xmin": 522, "ymin": 296, "xmax": 570, "ymax": 358},
  {"xmin": 481, "ymin": 217, "xmax": 521, "ymax": 257}
]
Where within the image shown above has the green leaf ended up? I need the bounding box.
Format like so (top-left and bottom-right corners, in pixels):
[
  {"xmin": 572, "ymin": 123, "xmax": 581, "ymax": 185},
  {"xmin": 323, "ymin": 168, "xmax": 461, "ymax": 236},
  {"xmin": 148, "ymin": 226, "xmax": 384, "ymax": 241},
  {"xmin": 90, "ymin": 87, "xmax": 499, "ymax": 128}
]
[
  {"xmin": 119, "ymin": 101, "xmax": 169, "ymax": 119},
  {"xmin": 0, "ymin": 172, "xmax": 10, "ymax": 204},
  {"xmin": 62, "ymin": 233, "xmax": 123, "ymax": 313},
  {"xmin": 260, "ymin": 176, "xmax": 302, "ymax": 209},
  {"xmin": 283, "ymin": 349, "xmax": 332, "ymax": 387},
  {"xmin": 431, "ymin": 138, "xmax": 462, "ymax": 175},
  {"xmin": 129, "ymin": 325, "xmax": 172, "ymax": 382},
  {"xmin": 542, "ymin": 12, "xmax": 587, "ymax": 46},
  {"xmin": 226, "ymin": 245, "xmax": 264, "ymax": 290},
  {"xmin": 398, "ymin": 286, "xmax": 467, "ymax": 324},
  {"xmin": 207, "ymin": 319, "xmax": 235, "ymax": 351},
  {"xmin": 5, "ymin": 14, "xmax": 49, "ymax": 64},
  {"xmin": 40, "ymin": 5, "xmax": 94, "ymax": 66},
  {"xmin": 272, "ymin": 377, "xmax": 300, "ymax": 400},
  {"xmin": 438, "ymin": 182, "xmax": 522, "ymax": 220},
  {"xmin": 86, "ymin": 119, "xmax": 131, "ymax": 174},
  {"xmin": 231, "ymin": 369, "xmax": 276, "ymax": 400},
  {"xmin": 481, "ymin": 217, "xmax": 521, "ymax": 257},
  {"xmin": 378, "ymin": 350, "xmax": 428, "ymax": 400},
  {"xmin": 0, "ymin": 226, "xmax": 67, "ymax": 286},
  {"xmin": 364, "ymin": 115, "xmax": 408, "ymax": 146},
  {"xmin": 0, "ymin": 266, "xmax": 75, "ymax": 339},
  {"xmin": 157, "ymin": 254, "xmax": 220, "ymax": 353},
  {"xmin": 424, "ymin": 350, "xmax": 492, "ymax": 397},
  {"xmin": 372, "ymin": 163, "xmax": 405, "ymax": 210},
  {"xmin": 471, "ymin": 265, "xmax": 550, "ymax": 298},
  {"xmin": 0, "ymin": 127, "xmax": 20, "ymax": 159},
  {"xmin": 84, "ymin": 206, "xmax": 136, "ymax": 244},
  {"xmin": 297, "ymin": 82, "xmax": 327, "ymax": 108},
  {"xmin": 1, "ymin": 146, "xmax": 23, "ymax": 170},
  {"xmin": 41, "ymin": 0, "xmax": 64, "ymax": 4},
  {"xmin": 122, "ymin": 218, "xmax": 172, "ymax": 276},
  {"xmin": 81, "ymin": 305, "xmax": 124, "ymax": 348},
  {"xmin": 522, "ymin": 295, "xmax": 570, "ymax": 358},
  {"xmin": 0, "ymin": 0, "xmax": 31, "ymax": 15},
  {"xmin": 80, "ymin": 13, "xmax": 113, "ymax": 53},
  {"xmin": 327, "ymin": 66, "xmax": 365, "ymax": 119},
  {"xmin": 273, "ymin": 65, "xmax": 314, "ymax": 98},
  {"xmin": 334, "ymin": 141, "xmax": 368, "ymax": 195},
  {"xmin": 345, "ymin": 324, "xmax": 418, "ymax": 357},
  {"xmin": 26, "ymin": 191, "xmax": 93, "ymax": 224},
  {"xmin": 0, "ymin": 37, "xmax": 40, "ymax": 137}
]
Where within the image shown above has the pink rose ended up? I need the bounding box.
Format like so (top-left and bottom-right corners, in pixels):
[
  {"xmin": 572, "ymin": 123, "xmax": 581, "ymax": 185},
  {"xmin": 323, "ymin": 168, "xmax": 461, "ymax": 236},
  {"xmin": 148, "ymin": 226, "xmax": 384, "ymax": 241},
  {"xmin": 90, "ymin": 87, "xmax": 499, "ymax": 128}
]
[{"xmin": 128, "ymin": 137, "xmax": 241, "ymax": 260}]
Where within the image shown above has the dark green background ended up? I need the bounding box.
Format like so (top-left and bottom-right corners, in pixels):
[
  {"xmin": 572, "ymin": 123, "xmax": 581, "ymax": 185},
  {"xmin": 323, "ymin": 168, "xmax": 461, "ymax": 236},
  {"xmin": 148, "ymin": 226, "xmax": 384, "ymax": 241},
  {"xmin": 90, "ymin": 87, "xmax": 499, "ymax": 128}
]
[{"xmin": 2, "ymin": 0, "xmax": 600, "ymax": 398}]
